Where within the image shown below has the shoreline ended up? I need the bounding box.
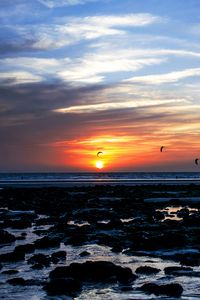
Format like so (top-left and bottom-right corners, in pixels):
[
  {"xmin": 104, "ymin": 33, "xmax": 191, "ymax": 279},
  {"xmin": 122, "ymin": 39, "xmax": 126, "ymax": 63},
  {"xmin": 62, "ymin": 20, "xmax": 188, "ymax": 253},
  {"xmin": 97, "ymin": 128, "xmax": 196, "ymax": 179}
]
[{"xmin": 0, "ymin": 178, "xmax": 200, "ymax": 188}]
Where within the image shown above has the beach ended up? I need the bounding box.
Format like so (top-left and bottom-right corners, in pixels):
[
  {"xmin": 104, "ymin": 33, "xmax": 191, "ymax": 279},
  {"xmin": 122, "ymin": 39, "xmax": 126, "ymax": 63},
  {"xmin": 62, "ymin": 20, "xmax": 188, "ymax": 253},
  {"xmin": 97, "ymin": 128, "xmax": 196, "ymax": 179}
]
[{"xmin": 0, "ymin": 182, "xmax": 200, "ymax": 299}]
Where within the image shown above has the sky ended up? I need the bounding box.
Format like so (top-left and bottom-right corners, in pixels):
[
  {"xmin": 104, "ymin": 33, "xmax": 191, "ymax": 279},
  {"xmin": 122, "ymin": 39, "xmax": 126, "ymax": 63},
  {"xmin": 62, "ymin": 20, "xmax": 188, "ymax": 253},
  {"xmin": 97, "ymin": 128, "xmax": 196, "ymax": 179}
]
[{"xmin": 0, "ymin": 0, "xmax": 200, "ymax": 172}]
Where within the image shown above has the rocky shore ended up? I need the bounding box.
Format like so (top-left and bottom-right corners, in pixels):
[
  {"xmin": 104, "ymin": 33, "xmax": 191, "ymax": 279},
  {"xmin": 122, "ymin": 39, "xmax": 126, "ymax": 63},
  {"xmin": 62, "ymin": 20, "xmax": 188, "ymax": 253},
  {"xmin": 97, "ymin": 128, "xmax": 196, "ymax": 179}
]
[{"xmin": 0, "ymin": 184, "xmax": 200, "ymax": 299}]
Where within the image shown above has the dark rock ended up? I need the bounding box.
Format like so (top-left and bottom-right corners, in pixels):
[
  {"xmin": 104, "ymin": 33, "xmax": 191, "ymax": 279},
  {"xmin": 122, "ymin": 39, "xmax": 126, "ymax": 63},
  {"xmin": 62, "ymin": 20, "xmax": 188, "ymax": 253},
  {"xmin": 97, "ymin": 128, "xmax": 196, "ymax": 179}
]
[
  {"xmin": 44, "ymin": 278, "xmax": 82, "ymax": 296},
  {"xmin": 34, "ymin": 236, "xmax": 60, "ymax": 249},
  {"xmin": 153, "ymin": 211, "xmax": 165, "ymax": 221},
  {"xmin": 111, "ymin": 244, "xmax": 124, "ymax": 253},
  {"xmin": 28, "ymin": 253, "xmax": 50, "ymax": 267},
  {"xmin": 182, "ymin": 215, "xmax": 200, "ymax": 226},
  {"xmin": 135, "ymin": 266, "xmax": 160, "ymax": 275},
  {"xmin": 67, "ymin": 233, "xmax": 89, "ymax": 246},
  {"xmin": 79, "ymin": 251, "xmax": 90, "ymax": 257},
  {"xmin": 0, "ymin": 250, "xmax": 25, "ymax": 262},
  {"xmin": 31, "ymin": 263, "xmax": 44, "ymax": 270},
  {"xmin": 51, "ymin": 251, "xmax": 66, "ymax": 263},
  {"xmin": 164, "ymin": 266, "xmax": 193, "ymax": 276},
  {"xmin": 7, "ymin": 277, "xmax": 44, "ymax": 286},
  {"xmin": 7, "ymin": 277, "xmax": 26, "ymax": 285},
  {"xmin": 50, "ymin": 261, "xmax": 136, "ymax": 283},
  {"xmin": 2, "ymin": 269, "xmax": 19, "ymax": 275},
  {"xmin": 14, "ymin": 243, "xmax": 35, "ymax": 254},
  {"xmin": 120, "ymin": 284, "xmax": 133, "ymax": 292},
  {"xmin": 140, "ymin": 282, "xmax": 183, "ymax": 297},
  {"xmin": 10, "ymin": 218, "xmax": 32, "ymax": 229},
  {"xmin": 177, "ymin": 208, "xmax": 189, "ymax": 218},
  {"xmin": 177, "ymin": 253, "xmax": 200, "ymax": 266},
  {"xmin": 0, "ymin": 230, "xmax": 16, "ymax": 244}
]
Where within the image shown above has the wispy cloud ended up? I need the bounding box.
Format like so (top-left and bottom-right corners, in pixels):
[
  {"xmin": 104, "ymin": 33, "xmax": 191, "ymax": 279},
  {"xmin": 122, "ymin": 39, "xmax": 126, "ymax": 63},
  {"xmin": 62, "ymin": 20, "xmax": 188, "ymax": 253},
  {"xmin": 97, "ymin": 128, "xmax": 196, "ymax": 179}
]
[
  {"xmin": 53, "ymin": 98, "xmax": 188, "ymax": 114},
  {"xmin": 0, "ymin": 71, "xmax": 43, "ymax": 85},
  {"xmin": 124, "ymin": 68, "xmax": 200, "ymax": 85},
  {"xmin": 38, "ymin": 0, "xmax": 98, "ymax": 8},
  {"xmin": 0, "ymin": 13, "xmax": 161, "ymax": 54}
]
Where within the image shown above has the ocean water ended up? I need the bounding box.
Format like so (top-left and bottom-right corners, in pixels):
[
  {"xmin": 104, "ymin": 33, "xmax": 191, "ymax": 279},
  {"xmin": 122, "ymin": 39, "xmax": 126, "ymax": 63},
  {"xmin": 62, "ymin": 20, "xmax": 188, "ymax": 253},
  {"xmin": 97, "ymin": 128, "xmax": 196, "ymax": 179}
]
[{"xmin": 0, "ymin": 172, "xmax": 200, "ymax": 184}]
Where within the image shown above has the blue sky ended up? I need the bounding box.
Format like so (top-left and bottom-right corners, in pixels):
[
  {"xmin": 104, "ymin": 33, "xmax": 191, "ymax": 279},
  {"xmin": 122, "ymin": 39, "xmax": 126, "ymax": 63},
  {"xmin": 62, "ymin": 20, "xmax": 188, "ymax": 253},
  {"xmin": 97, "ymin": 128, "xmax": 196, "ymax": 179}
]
[{"xmin": 0, "ymin": 0, "xmax": 200, "ymax": 171}]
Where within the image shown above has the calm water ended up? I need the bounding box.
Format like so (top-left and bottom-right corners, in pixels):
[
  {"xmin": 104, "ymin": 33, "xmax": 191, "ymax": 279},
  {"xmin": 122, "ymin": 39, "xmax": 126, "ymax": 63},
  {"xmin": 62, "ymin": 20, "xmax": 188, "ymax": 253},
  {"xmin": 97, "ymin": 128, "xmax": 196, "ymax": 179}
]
[{"xmin": 0, "ymin": 172, "xmax": 200, "ymax": 182}]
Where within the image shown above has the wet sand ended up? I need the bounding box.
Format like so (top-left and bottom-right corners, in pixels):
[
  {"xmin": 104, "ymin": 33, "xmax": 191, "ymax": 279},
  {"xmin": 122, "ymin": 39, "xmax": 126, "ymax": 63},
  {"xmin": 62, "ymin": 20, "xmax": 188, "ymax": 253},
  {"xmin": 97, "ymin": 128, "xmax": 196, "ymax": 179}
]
[{"xmin": 0, "ymin": 183, "xmax": 200, "ymax": 299}]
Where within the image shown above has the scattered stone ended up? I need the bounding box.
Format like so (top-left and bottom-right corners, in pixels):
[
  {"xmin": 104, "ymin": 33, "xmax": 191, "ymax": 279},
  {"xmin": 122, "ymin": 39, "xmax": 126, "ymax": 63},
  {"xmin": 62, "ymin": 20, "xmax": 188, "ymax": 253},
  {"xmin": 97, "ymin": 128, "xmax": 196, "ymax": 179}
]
[
  {"xmin": 140, "ymin": 282, "xmax": 183, "ymax": 297},
  {"xmin": 51, "ymin": 251, "xmax": 66, "ymax": 263},
  {"xmin": 7, "ymin": 277, "xmax": 26, "ymax": 285},
  {"xmin": 164, "ymin": 266, "xmax": 193, "ymax": 276},
  {"xmin": 7, "ymin": 277, "xmax": 44, "ymax": 286},
  {"xmin": 44, "ymin": 278, "xmax": 82, "ymax": 296},
  {"xmin": 2, "ymin": 269, "xmax": 19, "ymax": 275},
  {"xmin": 50, "ymin": 261, "xmax": 136, "ymax": 284},
  {"xmin": 34, "ymin": 236, "xmax": 60, "ymax": 249},
  {"xmin": 31, "ymin": 264, "xmax": 44, "ymax": 270},
  {"xmin": 0, "ymin": 250, "xmax": 25, "ymax": 262},
  {"xmin": 0, "ymin": 230, "xmax": 16, "ymax": 244},
  {"xmin": 14, "ymin": 244, "xmax": 35, "ymax": 254},
  {"xmin": 28, "ymin": 253, "xmax": 50, "ymax": 267},
  {"xmin": 135, "ymin": 266, "xmax": 161, "ymax": 275},
  {"xmin": 10, "ymin": 218, "xmax": 32, "ymax": 229},
  {"xmin": 79, "ymin": 251, "xmax": 90, "ymax": 257}
]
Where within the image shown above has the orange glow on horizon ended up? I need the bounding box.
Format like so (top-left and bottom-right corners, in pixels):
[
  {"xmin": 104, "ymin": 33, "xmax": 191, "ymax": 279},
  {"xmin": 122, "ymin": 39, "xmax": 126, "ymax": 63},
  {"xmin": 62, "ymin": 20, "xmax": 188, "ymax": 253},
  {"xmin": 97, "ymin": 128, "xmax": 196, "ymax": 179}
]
[{"xmin": 50, "ymin": 132, "xmax": 200, "ymax": 172}]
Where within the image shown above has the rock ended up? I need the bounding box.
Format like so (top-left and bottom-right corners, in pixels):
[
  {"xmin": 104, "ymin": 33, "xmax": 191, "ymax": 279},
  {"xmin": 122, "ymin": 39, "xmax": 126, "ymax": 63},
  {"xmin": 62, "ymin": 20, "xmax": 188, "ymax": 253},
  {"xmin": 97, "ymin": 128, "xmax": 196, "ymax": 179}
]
[
  {"xmin": 28, "ymin": 253, "xmax": 50, "ymax": 267},
  {"xmin": 7, "ymin": 277, "xmax": 26, "ymax": 285},
  {"xmin": 31, "ymin": 264, "xmax": 44, "ymax": 270},
  {"xmin": 34, "ymin": 236, "xmax": 60, "ymax": 249},
  {"xmin": 14, "ymin": 243, "xmax": 35, "ymax": 254},
  {"xmin": 10, "ymin": 218, "xmax": 32, "ymax": 229},
  {"xmin": 0, "ymin": 250, "xmax": 25, "ymax": 262},
  {"xmin": 2, "ymin": 269, "xmax": 19, "ymax": 275},
  {"xmin": 164, "ymin": 266, "xmax": 193, "ymax": 276},
  {"xmin": 178, "ymin": 254, "xmax": 200, "ymax": 266},
  {"xmin": 51, "ymin": 251, "xmax": 66, "ymax": 263},
  {"xmin": 44, "ymin": 278, "xmax": 82, "ymax": 296},
  {"xmin": 79, "ymin": 251, "xmax": 90, "ymax": 257},
  {"xmin": 111, "ymin": 244, "xmax": 124, "ymax": 253},
  {"xmin": 182, "ymin": 215, "xmax": 200, "ymax": 226},
  {"xmin": 177, "ymin": 208, "xmax": 189, "ymax": 218},
  {"xmin": 0, "ymin": 230, "xmax": 16, "ymax": 244},
  {"xmin": 7, "ymin": 277, "xmax": 44, "ymax": 286},
  {"xmin": 153, "ymin": 211, "xmax": 165, "ymax": 221},
  {"xmin": 50, "ymin": 261, "xmax": 136, "ymax": 283},
  {"xmin": 140, "ymin": 282, "xmax": 183, "ymax": 297},
  {"xmin": 135, "ymin": 266, "xmax": 161, "ymax": 275}
]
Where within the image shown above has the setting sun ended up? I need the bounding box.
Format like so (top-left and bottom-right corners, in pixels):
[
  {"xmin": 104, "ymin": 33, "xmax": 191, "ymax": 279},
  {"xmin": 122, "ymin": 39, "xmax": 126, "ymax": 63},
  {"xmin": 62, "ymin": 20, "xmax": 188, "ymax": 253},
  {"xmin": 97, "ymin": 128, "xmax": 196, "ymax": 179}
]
[{"xmin": 96, "ymin": 160, "xmax": 104, "ymax": 169}]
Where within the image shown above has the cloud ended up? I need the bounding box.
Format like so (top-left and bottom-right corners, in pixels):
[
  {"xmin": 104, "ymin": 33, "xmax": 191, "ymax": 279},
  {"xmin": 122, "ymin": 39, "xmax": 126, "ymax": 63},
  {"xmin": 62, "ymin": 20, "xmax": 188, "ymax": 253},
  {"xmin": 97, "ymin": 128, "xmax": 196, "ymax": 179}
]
[
  {"xmin": 124, "ymin": 68, "xmax": 200, "ymax": 85},
  {"xmin": 0, "ymin": 52, "xmax": 165, "ymax": 85},
  {"xmin": 58, "ymin": 14, "xmax": 161, "ymax": 40},
  {"xmin": 0, "ymin": 71, "xmax": 43, "ymax": 85},
  {"xmin": 53, "ymin": 98, "xmax": 188, "ymax": 114},
  {"xmin": 0, "ymin": 13, "xmax": 161, "ymax": 54},
  {"xmin": 37, "ymin": 0, "xmax": 98, "ymax": 8}
]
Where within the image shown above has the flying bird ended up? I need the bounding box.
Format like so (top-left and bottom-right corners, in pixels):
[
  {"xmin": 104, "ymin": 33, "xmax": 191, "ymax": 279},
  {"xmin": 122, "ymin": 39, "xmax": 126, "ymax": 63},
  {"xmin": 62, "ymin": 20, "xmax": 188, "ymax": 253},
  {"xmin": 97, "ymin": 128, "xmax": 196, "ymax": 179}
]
[
  {"xmin": 195, "ymin": 158, "xmax": 199, "ymax": 165},
  {"xmin": 160, "ymin": 146, "xmax": 165, "ymax": 152},
  {"xmin": 97, "ymin": 151, "xmax": 103, "ymax": 157}
]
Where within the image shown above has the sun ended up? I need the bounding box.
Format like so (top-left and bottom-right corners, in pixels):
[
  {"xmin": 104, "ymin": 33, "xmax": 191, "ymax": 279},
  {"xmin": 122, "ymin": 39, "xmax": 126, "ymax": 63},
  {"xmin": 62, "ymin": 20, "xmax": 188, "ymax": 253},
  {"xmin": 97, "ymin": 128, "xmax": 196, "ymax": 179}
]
[{"xmin": 96, "ymin": 160, "xmax": 104, "ymax": 169}]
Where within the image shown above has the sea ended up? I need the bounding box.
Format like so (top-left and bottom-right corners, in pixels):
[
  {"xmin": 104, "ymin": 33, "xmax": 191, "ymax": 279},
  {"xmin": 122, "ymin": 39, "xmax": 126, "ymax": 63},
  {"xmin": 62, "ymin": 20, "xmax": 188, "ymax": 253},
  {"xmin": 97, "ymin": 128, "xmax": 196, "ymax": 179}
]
[{"xmin": 0, "ymin": 172, "xmax": 200, "ymax": 187}]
